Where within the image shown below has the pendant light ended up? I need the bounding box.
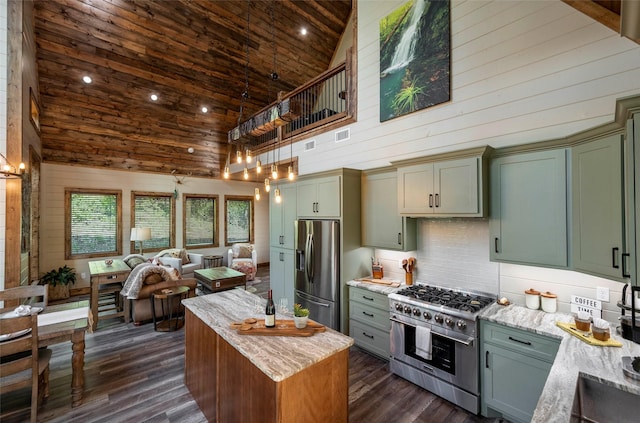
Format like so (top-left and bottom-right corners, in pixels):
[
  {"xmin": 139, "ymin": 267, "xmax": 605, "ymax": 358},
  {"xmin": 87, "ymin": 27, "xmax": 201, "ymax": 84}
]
[
  {"xmin": 288, "ymin": 135, "xmax": 295, "ymax": 181},
  {"xmin": 274, "ymin": 187, "xmax": 281, "ymax": 203},
  {"xmin": 264, "ymin": 178, "xmax": 271, "ymax": 192},
  {"xmin": 243, "ymin": 167, "xmax": 249, "ymax": 180},
  {"xmin": 256, "ymin": 158, "xmax": 262, "ymax": 174},
  {"xmin": 223, "ymin": 151, "xmax": 230, "ymax": 179},
  {"xmin": 271, "ymin": 164, "xmax": 278, "ymax": 179},
  {"xmin": 255, "ymin": 187, "xmax": 261, "ymax": 201},
  {"xmin": 288, "ymin": 164, "xmax": 295, "ymax": 181},
  {"xmin": 236, "ymin": 150, "xmax": 243, "ymax": 164},
  {"xmin": 246, "ymin": 149, "xmax": 252, "ymax": 163}
]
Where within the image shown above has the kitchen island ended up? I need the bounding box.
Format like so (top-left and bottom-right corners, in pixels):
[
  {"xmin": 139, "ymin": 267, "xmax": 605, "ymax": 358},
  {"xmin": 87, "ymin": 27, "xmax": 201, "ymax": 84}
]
[
  {"xmin": 182, "ymin": 288, "xmax": 354, "ymax": 423},
  {"xmin": 480, "ymin": 303, "xmax": 640, "ymax": 422}
]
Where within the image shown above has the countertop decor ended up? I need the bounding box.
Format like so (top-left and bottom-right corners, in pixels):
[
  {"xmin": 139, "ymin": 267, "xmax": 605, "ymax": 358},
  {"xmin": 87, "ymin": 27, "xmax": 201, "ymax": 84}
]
[{"xmin": 480, "ymin": 303, "xmax": 640, "ymax": 423}]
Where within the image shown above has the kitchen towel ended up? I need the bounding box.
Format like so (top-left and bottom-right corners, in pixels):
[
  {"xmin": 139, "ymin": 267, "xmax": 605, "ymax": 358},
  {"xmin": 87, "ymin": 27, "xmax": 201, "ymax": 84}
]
[{"xmin": 415, "ymin": 326, "xmax": 432, "ymax": 360}]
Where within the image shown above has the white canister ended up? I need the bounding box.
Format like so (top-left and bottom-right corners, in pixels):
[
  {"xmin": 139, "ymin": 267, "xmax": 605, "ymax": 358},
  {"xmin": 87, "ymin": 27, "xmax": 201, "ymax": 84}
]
[
  {"xmin": 540, "ymin": 291, "xmax": 557, "ymax": 313},
  {"xmin": 525, "ymin": 288, "xmax": 540, "ymax": 310}
]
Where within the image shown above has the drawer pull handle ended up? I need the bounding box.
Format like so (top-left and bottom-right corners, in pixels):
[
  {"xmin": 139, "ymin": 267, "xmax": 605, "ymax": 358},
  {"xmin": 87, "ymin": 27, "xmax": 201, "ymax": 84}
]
[
  {"xmin": 486, "ymin": 350, "xmax": 490, "ymax": 368},
  {"xmin": 362, "ymin": 332, "xmax": 374, "ymax": 339},
  {"xmin": 508, "ymin": 336, "xmax": 532, "ymax": 346},
  {"xmin": 362, "ymin": 295, "xmax": 374, "ymax": 302},
  {"xmin": 107, "ymin": 275, "xmax": 117, "ymax": 280},
  {"xmin": 622, "ymin": 253, "xmax": 631, "ymax": 278},
  {"xmin": 612, "ymin": 247, "xmax": 620, "ymax": 269},
  {"xmin": 362, "ymin": 311, "xmax": 374, "ymax": 318},
  {"xmin": 429, "ymin": 194, "xmax": 433, "ymax": 208}
]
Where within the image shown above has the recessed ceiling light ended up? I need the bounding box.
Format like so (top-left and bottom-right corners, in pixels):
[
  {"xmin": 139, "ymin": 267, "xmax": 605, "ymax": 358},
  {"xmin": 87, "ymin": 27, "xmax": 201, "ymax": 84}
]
[
  {"xmin": 300, "ymin": 27, "xmax": 308, "ymax": 36},
  {"xmin": 82, "ymin": 75, "xmax": 92, "ymax": 84},
  {"xmin": 150, "ymin": 94, "xmax": 158, "ymax": 101},
  {"xmin": 201, "ymin": 106, "xmax": 208, "ymax": 113}
]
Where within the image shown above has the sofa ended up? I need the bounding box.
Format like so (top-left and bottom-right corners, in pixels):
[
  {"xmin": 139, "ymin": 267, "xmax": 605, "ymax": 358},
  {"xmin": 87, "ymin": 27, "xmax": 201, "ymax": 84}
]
[
  {"xmin": 227, "ymin": 243, "xmax": 257, "ymax": 281},
  {"xmin": 120, "ymin": 259, "xmax": 197, "ymax": 325},
  {"xmin": 153, "ymin": 248, "xmax": 203, "ymax": 279}
]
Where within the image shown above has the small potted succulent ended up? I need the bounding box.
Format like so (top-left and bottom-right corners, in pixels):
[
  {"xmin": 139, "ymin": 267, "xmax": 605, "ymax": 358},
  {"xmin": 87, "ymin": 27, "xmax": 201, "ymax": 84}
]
[
  {"xmin": 40, "ymin": 265, "xmax": 77, "ymax": 301},
  {"xmin": 293, "ymin": 303, "xmax": 310, "ymax": 329}
]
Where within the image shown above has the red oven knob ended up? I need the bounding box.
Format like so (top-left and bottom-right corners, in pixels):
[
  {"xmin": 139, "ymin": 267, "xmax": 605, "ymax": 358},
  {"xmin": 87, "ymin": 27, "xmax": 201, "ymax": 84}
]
[
  {"xmin": 457, "ymin": 320, "xmax": 467, "ymax": 330},
  {"xmin": 423, "ymin": 311, "xmax": 432, "ymax": 320},
  {"xmin": 434, "ymin": 314, "xmax": 443, "ymax": 324}
]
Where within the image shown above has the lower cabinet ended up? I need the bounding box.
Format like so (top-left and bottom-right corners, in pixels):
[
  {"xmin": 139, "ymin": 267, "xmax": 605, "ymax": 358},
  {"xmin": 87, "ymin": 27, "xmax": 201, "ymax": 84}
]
[
  {"xmin": 349, "ymin": 286, "xmax": 391, "ymax": 359},
  {"xmin": 480, "ymin": 320, "xmax": 560, "ymax": 423},
  {"xmin": 269, "ymin": 248, "xmax": 295, "ymax": 308}
]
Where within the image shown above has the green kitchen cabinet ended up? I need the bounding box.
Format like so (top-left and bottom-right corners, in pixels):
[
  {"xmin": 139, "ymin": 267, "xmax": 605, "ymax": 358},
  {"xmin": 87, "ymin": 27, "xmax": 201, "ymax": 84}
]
[
  {"xmin": 361, "ymin": 169, "xmax": 417, "ymax": 251},
  {"xmin": 270, "ymin": 247, "xmax": 295, "ymax": 308},
  {"xmin": 480, "ymin": 320, "xmax": 560, "ymax": 423},
  {"xmin": 349, "ymin": 286, "xmax": 391, "ymax": 359},
  {"xmin": 571, "ymin": 134, "xmax": 627, "ymax": 280},
  {"xmin": 627, "ymin": 114, "xmax": 640, "ymax": 286},
  {"xmin": 269, "ymin": 182, "xmax": 297, "ymax": 250},
  {"xmin": 397, "ymin": 156, "xmax": 484, "ymax": 217},
  {"xmin": 489, "ymin": 149, "xmax": 568, "ymax": 267},
  {"xmin": 296, "ymin": 175, "xmax": 341, "ymax": 218}
]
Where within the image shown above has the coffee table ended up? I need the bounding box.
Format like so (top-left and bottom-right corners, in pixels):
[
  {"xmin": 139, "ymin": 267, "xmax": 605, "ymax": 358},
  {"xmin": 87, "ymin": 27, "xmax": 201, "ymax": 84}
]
[{"xmin": 194, "ymin": 267, "xmax": 246, "ymax": 294}]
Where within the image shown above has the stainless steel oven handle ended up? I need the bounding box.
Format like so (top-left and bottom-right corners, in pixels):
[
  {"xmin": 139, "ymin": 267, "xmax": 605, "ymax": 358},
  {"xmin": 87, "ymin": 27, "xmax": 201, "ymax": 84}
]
[{"xmin": 390, "ymin": 317, "xmax": 474, "ymax": 347}]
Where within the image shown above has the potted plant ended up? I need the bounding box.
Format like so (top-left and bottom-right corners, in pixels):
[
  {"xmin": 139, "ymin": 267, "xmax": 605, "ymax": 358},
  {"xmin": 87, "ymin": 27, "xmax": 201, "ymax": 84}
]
[
  {"xmin": 293, "ymin": 303, "xmax": 310, "ymax": 329},
  {"xmin": 41, "ymin": 265, "xmax": 77, "ymax": 301}
]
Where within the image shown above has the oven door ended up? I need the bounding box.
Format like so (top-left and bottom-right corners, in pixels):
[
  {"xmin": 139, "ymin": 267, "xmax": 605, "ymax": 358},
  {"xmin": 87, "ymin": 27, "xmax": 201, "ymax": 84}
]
[{"xmin": 390, "ymin": 317, "xmax": 479, "ymax": 395}]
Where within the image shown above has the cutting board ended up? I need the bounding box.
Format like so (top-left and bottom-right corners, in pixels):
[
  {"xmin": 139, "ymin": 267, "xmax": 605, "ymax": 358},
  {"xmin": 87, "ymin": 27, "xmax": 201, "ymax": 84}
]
[
  {"xmin": 556, "ymin": 321, "xmax": 622, "ymax": 347},
  {"xmin": 230, "ymin": 318, "xmax": 326, "ymax": 337},
  {"xmin": 355, "ymin": 277, "xmax": 401, "ymax": 287}
]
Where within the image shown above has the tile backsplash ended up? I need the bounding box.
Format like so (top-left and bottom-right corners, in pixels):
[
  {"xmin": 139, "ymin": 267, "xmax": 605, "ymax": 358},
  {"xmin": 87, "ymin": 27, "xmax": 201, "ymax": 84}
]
[{"xmin": 374, "ymin": 218, "xmax": 628, "ymax": 324}]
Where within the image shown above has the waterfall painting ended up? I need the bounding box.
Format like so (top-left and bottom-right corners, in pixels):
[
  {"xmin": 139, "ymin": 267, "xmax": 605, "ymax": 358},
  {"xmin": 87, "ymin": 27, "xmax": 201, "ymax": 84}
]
[{"xmin": 380, "ymin": 0, "xmax": 450, "ymax": 122}]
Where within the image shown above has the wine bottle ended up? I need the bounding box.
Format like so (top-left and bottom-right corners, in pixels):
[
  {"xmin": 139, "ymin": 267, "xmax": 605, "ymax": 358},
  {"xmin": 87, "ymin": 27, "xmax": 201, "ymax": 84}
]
[{"xmin": 265, "ymin": 289, "xmax": 276, "ymax": 328}]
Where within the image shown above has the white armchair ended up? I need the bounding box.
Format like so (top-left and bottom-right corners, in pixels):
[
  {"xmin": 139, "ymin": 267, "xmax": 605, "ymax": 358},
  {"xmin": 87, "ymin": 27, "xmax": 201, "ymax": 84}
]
[
  {"xmin": 154, "ymin": 249, "xmax": 203, "ymax": 279},
  {"xmin": 228, "ymin": 243, "xmax": 257, "ymax": 281}
]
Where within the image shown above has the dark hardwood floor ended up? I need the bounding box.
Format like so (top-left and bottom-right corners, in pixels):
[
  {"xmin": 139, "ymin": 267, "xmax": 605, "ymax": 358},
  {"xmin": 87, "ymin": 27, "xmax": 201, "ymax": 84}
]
[{"xmin": 1, "ymin": 266, "xmax": 500, "ymax": 422}]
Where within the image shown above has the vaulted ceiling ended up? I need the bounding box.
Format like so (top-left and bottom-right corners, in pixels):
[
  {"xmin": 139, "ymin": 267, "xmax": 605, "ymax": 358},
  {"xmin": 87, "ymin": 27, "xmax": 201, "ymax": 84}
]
[{"xmin": 34, "ymin": 0, "xmax": 352, "ymax": 178}]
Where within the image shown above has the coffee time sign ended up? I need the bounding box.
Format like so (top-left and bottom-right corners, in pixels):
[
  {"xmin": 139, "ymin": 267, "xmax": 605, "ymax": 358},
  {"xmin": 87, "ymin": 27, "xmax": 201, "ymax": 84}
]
[{"xmin": 570, "ymin": 295, "xmax": 602, "ymax": 318}]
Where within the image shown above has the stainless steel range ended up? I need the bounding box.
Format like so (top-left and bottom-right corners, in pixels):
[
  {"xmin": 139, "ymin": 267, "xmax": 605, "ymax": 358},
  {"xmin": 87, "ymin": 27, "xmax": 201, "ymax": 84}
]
[{"xmin": 388, "ymin": 284, "xmax": 495, "ymax": 414}]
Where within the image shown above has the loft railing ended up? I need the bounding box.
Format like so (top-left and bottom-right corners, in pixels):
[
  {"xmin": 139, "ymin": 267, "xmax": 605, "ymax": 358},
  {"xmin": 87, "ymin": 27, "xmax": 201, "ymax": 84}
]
[{"xmin": 229, "ymin": 54, "xmax": 353, "ymax": 152}]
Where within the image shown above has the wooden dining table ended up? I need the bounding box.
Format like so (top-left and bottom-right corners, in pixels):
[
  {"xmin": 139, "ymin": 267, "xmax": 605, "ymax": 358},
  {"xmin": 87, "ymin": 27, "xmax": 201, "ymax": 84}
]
[{"xmin": 1, "ymin": 300, "xmax": 89, "ymax": 407}]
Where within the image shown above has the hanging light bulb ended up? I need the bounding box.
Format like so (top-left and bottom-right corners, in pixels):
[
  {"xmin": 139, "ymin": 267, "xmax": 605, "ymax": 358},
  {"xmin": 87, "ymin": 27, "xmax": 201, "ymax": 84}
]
[
  {"xmin": 256, "ymin": 159, "xmax": 262, "ymax": 174},
  {"xmin": 254, "ymin": 187, "xmax": 261, "ymax": 201},
  {"xmin": 236, "ymin": 150, "xmax": 243, "ymax": 164},
  {"xmin": 288, "ymin": 164, "xmax": 295, "ymax": 181},
  {"xmin": 264, "ymin": 178, "xmax": 271, "ymax": 192},
  {"xmin": 274, "ymin": 188, "xmax": 281, "ymax": 203},
  {"xmin": 271, "ymin": 164, "xmax": 278, "ymax": 179},
  {"xmin": 243, "ymin": 167, "xmax": 249, "ymax": 180},
  {"xmin": 223, "ymin": 164, "xmax": 230, "ymax": 179},
  {"xmin": 246, "ymin": 149, "xmax": 252, "ymax": 163}
]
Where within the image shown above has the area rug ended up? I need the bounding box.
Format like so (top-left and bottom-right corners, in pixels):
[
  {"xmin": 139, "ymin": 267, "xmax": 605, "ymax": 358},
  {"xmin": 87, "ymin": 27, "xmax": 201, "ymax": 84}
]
[{"xmin": 245, "ymin": 277, "xmax": 262, "ymax": 294}]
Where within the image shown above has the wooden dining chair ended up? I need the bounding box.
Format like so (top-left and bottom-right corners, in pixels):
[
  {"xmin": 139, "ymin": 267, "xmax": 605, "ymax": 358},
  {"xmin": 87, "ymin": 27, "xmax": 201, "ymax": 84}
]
[
  {"xmin": 0, "ymin": 284, "xmax": 48, "ymax": 309},
  {"xmin": 0, "ymin": 313, "xmax": 53, "ymax": 423}
]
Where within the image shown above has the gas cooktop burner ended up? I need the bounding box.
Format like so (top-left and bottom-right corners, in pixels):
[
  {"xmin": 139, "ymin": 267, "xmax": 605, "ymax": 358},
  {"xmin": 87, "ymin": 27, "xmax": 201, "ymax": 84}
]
[{"xmin": 395, "ymin": 285, "xmax": 494, "ymax": 312}]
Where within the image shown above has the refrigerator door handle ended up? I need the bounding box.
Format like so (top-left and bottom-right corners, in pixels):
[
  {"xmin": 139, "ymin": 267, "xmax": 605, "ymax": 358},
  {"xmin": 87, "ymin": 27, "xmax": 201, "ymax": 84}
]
[
  {"xmin": 297, "ymin": 291, "xmax": 331, "ymax": 308},
  {"xmin": 306, "ymin": 233, "xmax": 315, "ymax": 282}
]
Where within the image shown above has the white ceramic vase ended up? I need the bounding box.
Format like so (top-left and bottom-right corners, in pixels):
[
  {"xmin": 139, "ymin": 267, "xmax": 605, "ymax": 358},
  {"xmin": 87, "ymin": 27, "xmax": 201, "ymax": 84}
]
[{"xmin": 294, "ymin": 315, "xmax": 308, "ymax": 329}]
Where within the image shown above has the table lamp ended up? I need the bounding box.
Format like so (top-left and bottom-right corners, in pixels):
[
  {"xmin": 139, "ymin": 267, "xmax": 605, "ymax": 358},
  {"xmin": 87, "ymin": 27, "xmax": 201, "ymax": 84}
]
[{"xmin": 130, "ymin": 227, "xmax": 151, "ymax": 255}]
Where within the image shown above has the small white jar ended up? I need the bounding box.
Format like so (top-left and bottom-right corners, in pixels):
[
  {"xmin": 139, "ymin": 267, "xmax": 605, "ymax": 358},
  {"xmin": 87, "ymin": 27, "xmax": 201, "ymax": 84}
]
[
  {"xmin": 525, "ymin": 288, "xmax": 540, "ymax": 310},
  {"xmin": 540, "ymin": 291, "xmax": 557, "ymax": 313}
]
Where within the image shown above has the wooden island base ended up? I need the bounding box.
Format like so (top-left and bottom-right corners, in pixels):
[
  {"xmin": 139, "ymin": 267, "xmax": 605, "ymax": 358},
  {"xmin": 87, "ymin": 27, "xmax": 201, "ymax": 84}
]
[{"xmin": 185, "ymin": 309, "xmax": 349, "ymax": 423}]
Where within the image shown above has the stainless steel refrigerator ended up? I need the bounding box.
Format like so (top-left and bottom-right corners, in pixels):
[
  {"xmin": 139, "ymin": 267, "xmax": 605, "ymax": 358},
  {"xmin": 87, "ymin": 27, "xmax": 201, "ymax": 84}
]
[{"xmin": 295, "ymin": 219, "xmax": 340, "ymax": 330}]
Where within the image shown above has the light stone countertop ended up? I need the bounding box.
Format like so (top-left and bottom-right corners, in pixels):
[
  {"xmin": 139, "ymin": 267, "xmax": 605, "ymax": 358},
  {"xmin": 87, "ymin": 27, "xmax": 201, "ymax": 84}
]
[
  {"xmin": 346, "ymin": 278, "xmax": 406, "ymax": 295},
  {"xmin": 480, "ymin": 303, "xmax": 640, "ymax": 422},
  {"xmin": 182, "ymin": 288, "xmax": 354, "ymax": 382}
]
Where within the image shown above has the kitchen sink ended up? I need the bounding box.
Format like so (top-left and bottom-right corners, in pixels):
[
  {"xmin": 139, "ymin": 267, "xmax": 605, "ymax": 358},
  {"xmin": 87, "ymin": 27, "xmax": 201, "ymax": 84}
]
[{"xmin": 570, "ymin": 374, "xmax": 640, "ymax": 423}]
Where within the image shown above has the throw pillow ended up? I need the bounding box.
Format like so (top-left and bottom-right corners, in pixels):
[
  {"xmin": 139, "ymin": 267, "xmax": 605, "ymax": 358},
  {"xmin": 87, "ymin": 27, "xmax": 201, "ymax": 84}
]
[
  {"xmin": 124, "ymin": 256, "xmax": 146, "ymax": 269},
  {"xmin": 236, "ymin": 244, "xmax": 253, "ymax": 259},
  {"xmin": 167, "ymin": 248, "xmax": 191, "ymax": 264}
]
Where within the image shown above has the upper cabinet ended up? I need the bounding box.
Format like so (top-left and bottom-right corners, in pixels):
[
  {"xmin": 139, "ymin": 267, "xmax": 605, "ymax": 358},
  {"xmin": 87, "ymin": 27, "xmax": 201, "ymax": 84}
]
[
  {"xmin": 361, "ymin": 169, "xmax": 417, "ymax": 251},
  {"xmin": 270, "ymin": 182, "xmax": 297, "ymax": 250},
  {"xmin": 395, "ymin": 147, "xmax": 491, "ymax": 217},
  {"xmin": 627, "ymin": 113, "xmax": 640, "ymax": 286},
  {"xmin": 571, "ymin": 134, "xmax": 627, "ymax": 280},
  {"xmin": 297, "ymin": 175, "xmax": 341, "ymax": 218},
  {"xmin": 489, "ymin": 149, "xmax": 568, "ymax": 268}
]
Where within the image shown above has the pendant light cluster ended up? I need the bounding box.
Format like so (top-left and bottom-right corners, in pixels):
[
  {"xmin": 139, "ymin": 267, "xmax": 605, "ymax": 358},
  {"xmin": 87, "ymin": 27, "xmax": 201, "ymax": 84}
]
[{"xmin": 222, "ymin": 0, "xmax": 296, "ymax": 203}]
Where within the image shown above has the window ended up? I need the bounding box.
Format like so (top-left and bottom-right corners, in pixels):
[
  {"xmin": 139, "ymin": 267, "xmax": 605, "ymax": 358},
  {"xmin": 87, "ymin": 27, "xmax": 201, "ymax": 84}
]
[
  {"xmin": 184, "ymin": 194, "xmax": 218, "ymax": 248},
  {"xmin": 65, "ymin": 189, "xmax": 122, "ymax": 259},
  {"xmin": 224, "ymin": 196, "xmax": 254, "ymax": 245},
  {"xmin": 131, "ymin": 192, "xmax": 175, "ymax": 253}
]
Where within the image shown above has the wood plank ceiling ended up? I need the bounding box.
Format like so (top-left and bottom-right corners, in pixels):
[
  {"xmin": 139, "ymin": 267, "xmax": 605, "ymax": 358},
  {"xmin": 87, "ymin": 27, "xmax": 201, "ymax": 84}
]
[{"xmin": 33, "ymin": 0, "xmax": 352, "ymax": 178}]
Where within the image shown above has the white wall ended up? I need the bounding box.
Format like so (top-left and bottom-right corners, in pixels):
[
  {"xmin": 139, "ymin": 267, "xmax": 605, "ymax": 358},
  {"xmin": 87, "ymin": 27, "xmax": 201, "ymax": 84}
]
[{"xmin": 40, "ymin": 163, "xmax": 268, "ymax": 290}]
